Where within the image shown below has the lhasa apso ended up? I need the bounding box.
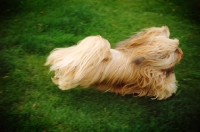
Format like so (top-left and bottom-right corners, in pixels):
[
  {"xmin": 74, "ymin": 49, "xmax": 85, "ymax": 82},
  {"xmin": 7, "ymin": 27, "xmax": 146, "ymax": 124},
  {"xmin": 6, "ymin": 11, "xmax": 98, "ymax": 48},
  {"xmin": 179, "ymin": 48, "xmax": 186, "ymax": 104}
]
[{"xmin": 45, "ymin": 26, "xmax": 183, "ymax": 100}]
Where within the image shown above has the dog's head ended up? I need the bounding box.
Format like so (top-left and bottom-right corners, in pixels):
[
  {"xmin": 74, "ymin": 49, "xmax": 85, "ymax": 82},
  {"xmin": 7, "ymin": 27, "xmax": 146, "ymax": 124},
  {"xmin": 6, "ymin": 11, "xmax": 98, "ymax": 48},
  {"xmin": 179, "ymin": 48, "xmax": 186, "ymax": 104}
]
[
  {"xmin": 114, "ymin": 26, "xmax": 183, "ymax": 99},
  {"xmin": 116, "ymin": 26, "xmax": 183, "ymax": 70}
]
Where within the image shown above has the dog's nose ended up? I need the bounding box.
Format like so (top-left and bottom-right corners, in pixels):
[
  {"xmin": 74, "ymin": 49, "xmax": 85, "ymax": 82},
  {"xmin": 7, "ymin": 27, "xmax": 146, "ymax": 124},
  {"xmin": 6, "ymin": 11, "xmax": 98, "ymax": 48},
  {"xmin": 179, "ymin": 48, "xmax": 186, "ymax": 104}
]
[
  {"xmin": 175, "ymin": 48, "xmax": 183, "ymax": 62},
  {"xmin": 175, "ymin": 49, "xmax": 179, "ymax": 53},
  {"xmin": 175, "ymin": 48, "xmax": 182, "ymax": 54}
]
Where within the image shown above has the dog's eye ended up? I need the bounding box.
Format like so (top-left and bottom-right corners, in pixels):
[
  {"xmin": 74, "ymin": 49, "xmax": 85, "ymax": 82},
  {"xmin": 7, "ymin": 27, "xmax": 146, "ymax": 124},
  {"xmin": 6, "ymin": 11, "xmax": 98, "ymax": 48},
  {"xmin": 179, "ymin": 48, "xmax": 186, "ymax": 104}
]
[{"xmin": 133, "ymin": 57, "xmax": 145, "ymax": 65}]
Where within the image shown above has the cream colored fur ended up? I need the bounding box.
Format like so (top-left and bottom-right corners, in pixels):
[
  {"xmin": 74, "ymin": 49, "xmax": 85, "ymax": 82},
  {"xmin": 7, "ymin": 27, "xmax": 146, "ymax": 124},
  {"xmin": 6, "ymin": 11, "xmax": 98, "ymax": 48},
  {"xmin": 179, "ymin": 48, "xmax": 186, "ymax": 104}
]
[{"xmin": 45, "ymin": 26, "xmax": 183, "ymax": 100}]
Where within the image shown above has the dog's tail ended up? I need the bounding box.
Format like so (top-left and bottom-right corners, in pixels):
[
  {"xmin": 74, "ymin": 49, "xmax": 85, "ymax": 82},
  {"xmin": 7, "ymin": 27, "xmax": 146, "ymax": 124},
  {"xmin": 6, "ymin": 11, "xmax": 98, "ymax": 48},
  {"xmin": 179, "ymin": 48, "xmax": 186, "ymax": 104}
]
[{"xmin": 45, "ymin": 35, "xmax": 111, "ymax": 90}]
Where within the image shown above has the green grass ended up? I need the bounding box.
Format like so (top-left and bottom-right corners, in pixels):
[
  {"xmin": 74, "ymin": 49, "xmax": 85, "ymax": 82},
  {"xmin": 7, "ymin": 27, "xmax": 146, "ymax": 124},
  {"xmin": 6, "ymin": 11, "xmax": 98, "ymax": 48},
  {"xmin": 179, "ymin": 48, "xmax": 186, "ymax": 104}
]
[{"xmin": 0, "ymin": 0, "xmax": 200, "ymax": 131}]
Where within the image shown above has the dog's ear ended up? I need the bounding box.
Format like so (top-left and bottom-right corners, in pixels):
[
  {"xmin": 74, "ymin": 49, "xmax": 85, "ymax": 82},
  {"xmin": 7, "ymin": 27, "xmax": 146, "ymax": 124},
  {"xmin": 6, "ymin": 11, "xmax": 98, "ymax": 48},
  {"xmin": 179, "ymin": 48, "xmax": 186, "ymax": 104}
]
[
  {"xmin": 158, "ymin": 26, "xmax": 170, "ymax": 38},
  {"xmin": 116, "ymin": 26, "xmax": 170, "ymax": 48}
]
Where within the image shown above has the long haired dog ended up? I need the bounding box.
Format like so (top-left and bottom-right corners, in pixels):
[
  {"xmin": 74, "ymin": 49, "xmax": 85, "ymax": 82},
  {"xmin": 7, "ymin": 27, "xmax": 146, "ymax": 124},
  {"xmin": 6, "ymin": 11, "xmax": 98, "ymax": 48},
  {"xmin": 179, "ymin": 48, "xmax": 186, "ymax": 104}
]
[{"xmin": 45, "ymin": 26, "xmax": 183, "ymax": 100}]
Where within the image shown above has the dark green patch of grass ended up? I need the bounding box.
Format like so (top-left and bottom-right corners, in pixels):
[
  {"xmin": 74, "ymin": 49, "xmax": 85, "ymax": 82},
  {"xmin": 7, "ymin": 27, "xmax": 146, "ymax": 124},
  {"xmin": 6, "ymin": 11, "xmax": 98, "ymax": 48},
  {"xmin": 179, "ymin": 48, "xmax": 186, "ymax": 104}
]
[{"xmin": 0, "ymin": 0, "xmax": 200, "ymax": 131}]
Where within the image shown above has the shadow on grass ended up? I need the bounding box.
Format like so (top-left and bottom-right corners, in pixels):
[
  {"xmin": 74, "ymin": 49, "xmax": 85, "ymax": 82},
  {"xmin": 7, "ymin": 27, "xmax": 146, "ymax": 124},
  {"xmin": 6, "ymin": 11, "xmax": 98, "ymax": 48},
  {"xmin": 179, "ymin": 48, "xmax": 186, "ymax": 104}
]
[
  {"xmin": 0, "ymin": 82, "xmax": 199, "ymax": 131},
  {"xmin": 52, "ymin": 88, "xmax": 199, "ymax": 131}
]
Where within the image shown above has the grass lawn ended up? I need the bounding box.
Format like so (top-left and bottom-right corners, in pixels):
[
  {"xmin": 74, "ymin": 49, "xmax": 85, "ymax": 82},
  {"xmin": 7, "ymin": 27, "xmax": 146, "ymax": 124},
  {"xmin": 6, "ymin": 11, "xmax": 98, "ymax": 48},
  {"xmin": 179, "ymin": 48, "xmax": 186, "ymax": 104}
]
[{"xmin": 0, "ymin": 0, "xmax": 200, "ymax": 131}]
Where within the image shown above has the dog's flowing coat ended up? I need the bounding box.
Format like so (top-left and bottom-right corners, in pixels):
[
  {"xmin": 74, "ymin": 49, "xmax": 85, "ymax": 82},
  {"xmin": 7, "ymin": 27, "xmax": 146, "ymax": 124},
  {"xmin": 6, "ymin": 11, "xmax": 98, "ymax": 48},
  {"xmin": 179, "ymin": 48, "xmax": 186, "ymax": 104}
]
[{"xmin": 45, "ymin": 26, "xmax": 183, "ymax": 100}]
